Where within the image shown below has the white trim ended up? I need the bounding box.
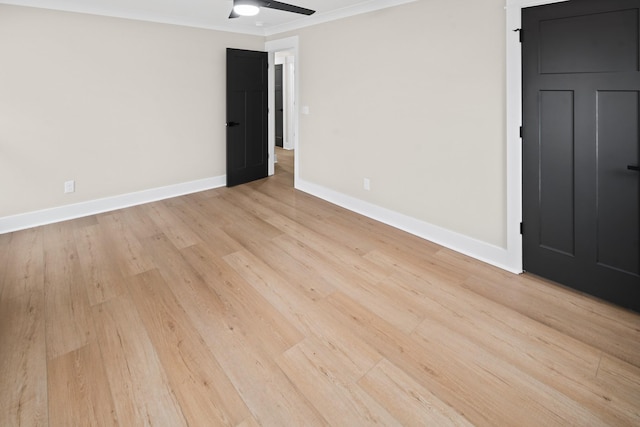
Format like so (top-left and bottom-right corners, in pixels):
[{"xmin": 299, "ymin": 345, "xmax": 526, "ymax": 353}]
[
  {"xmin": 1, "ymin": 0, "xmax": 417, "ymax": 37},
  {"xmin": 506, "ymin": 0, "xmax": 567, "ymax": 9},
  {"xmin": 0, "ymin": 0, "xmax": 266, "ymax": 36},
  {"xmin": 267, "ymin": 51, "xmax": 276, "ymax": 177},
  {"xmin": 0, "ymin": 175, "xmax": 225, "ymax": 234},
  {"xmin": 296, "ymin": 178, "xmax": 520, "ymax": 274},
  {"xmin": 505, "ymin": 0, "xmax": 569, "ymax": 273},
  {"xmin": 284, "ymin": 57, "xmax": 296, "ymax": 151},
  {"xmin": 264, "ymin": 0, "xmax": 417, "ymax": 36},
  {"xmin": 265, "ymin": 36, "xmax": 300, "ymax": 187}
]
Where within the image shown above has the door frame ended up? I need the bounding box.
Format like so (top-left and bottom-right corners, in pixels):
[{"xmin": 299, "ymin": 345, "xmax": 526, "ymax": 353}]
[
  {"xmin": 505, "ymin": 0, "xmax": 568, "ymax": 272},
  {"xmin": 265, "ymin": 36, "xmax": 299, "ymax": 184}
]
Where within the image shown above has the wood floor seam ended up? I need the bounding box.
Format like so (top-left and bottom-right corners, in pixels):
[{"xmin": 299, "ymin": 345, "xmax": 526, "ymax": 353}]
[{"xmin": 1, "ymin": 148, "xmax": 638, "ymax": 426}]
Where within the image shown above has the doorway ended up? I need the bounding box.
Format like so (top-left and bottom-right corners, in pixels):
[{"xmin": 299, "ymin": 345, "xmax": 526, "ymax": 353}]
[
  {"xmin": 266, "ymin": 37, "xmax": 299, "ymax": 186},
  {"xmin": 273, "ymin": 50, "xmax": 295, "ymax": 185},
  {"xmin": 521, "ymin": 0, "xmax": 640, "ymax": 311},
  {"xmin": 274, "ymin": 50, "xmax": 296, "ymax": 151}
]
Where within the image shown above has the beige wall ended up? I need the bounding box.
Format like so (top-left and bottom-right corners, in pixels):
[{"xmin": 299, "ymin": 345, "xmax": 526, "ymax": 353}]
[
  {"xmin": 0, "ymin": 5, "xmax": 262, "ymax": 217},
  {"xmin": 2, "ymin": 1, "xmax": 507, "ymax": 250},
  {"xmin": 273, "ymin": 0, "xmax": 507, "ymax": 247}
]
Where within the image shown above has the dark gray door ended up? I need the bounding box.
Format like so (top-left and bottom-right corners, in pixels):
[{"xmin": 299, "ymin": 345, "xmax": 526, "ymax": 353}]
[
  {"xmin": 275, "ymin": 64, "xmax": 284, "ymax": 148},
  {"xmin": 226, "ymin": 48, "xmax": 268, "ymax": 187},
  {"xmin": 522, "ymin": 0, "xmax": 640, "ymax": 312}
]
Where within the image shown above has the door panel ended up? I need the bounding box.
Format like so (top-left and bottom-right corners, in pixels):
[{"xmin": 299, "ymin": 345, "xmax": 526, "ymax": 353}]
[
  {"xmin": 522, "ymin": 0, "xmax": 640, "ymax": 312},
  {"xmin": 539, "ymin": 90, "xmax": 575, "ymax": 256},
  {"xmin": 539, "ymin": 9, "xmax": 639, "ymax": 74},
  {"xmin": 226, "ymin": 48, "xmax": 268, "ymax": 187},
  {"xmin": 596, "ymin": 90, "xmax": 639, "ymax": 275}
]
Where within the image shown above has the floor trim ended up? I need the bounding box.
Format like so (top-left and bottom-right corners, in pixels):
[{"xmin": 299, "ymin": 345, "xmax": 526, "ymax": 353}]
[
  {"xmin": 296, "ymin": 178, "xmax": 520, "ymax": 274},
  {"xmin": 0, "ymin": 175, "xmax": 226, "ymax": 234}
]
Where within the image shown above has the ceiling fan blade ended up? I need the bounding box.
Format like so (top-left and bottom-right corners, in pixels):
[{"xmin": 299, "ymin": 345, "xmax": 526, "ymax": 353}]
[
  {"xmin": 228, "ymin": 0, "xmax": 239, "ymax": 18},
  {"xmin": 258, "ymin": 0, "xmax": 315, "ymax": 16}
]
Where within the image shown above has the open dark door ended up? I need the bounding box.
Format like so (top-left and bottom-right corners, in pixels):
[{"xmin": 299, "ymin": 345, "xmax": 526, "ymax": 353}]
[
  {"xmin": 226, "ymin": 48, "xmax": 268, "ymax": 187},
  {"xmin": 522, "ymin": 0, "xmax": 640, "ymax": 311}
]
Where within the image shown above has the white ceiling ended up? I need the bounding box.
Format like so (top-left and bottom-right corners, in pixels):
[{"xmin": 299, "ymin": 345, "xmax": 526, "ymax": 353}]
[{"xmin": 0, "ymin": 0, "xmax": 416, "ymax": 36}]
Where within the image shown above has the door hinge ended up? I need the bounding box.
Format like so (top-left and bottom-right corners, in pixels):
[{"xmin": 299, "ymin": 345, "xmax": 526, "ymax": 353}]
[
  {"xmin": 520, "ymin": 222, "xmax": 524, "ymax": 235},
  {"xmin": 514, "ymin": 28, "xmax": 522, "ymax": 43},
  {"xmin": 519, "ymin": 126, "xmax": 523, "ymax": 138}
]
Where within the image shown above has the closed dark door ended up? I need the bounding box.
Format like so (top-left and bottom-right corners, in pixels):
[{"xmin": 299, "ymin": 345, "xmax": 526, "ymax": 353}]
[
  {"xmin": 226, "ymin": 48, "xmax": 268, "ymax": 187},
  {"xmin": 522, "ymin": 0, "xmax": 640, "ymax": 312},
  {"xmin": 275, "ymin": 64, "xmax": 284, "ymax": 148}
]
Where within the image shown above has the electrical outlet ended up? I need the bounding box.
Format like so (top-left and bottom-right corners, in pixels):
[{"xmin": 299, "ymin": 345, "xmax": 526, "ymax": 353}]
[
  {"xmin": 363, "ymin": 178, "xmax": 370, "ymax": 191},
  {"xmin": 64, "ymin": 180, "xmax": 75, "ymax": 194}
]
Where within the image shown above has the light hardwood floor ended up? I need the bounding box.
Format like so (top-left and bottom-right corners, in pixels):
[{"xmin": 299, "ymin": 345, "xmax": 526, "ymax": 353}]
[{"xmin": 1, "ymin": 147, "xmax": 639, "ymax": 426}]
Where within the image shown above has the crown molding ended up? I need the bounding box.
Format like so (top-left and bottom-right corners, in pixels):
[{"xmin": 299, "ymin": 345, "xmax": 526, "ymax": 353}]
[
  {"xmin": 0, "ymin": 0, "xmax": 417, "ymax": 37},
  {"xmin": 264, "ymin": 0, "xmax": 417, "ymax": 36},
  {"xmin": 0, "ymin": 0, "xmax": 265, "ymax": 35}
]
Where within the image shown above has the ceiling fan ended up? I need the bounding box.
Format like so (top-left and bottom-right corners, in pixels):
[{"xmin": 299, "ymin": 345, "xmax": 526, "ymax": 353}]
[{"xmin": 229, "ymin": 0, "xmax": 316, "ymax": 18}]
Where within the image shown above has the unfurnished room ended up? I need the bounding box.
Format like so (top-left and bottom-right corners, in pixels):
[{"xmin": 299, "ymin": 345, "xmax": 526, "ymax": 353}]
[{"xmin": 0, "ymin": 0, "xmax": 639, "ymax": 425}]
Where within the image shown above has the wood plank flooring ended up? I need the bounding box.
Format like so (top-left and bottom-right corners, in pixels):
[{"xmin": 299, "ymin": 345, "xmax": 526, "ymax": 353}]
[{"xmin": 1, "ymin": 147, "xmax": 639, "ymax": 426}]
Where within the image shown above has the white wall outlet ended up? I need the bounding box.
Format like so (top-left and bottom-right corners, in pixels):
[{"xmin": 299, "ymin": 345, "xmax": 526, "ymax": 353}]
[
  {"xmin": 301, "ymin": 106, "xmax": 310, "ymax": 115},
  {"xmin": 363, "ymin": 178, "xmax": 371, "ymax": 191},
  {"xmin": 64, "ymin": 180, "xmax": 75, "ymax": 194}
]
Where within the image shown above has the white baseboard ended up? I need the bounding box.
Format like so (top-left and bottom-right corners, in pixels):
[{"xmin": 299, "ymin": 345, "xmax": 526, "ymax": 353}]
[
  {"xmin": 0, "ymin": 175, "xmax": 226, "ymax": 234},
  {"xmin": 2, "ymin": 174, "xmax": 521, "ymax": 274},
  {"xmin": 295, "ymin": 178, "xmax": 521, "ymax": 274}
]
